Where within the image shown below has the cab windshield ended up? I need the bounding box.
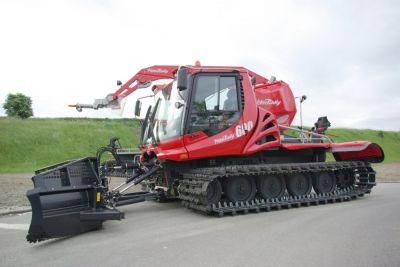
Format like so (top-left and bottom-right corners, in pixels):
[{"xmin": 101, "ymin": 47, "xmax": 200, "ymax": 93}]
[{"xmin": 144, "ymin": 81, "xmax": 186, "ymax": 144}]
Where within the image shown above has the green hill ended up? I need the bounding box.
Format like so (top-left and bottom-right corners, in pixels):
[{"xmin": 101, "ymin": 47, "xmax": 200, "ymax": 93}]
[
  {"xmin": 0, "ymin": 117, "xmax": 398, "ymax": 173},
  {"xmin": 0, "ymin": 118, "xmax": 140, "ymax": 173}
]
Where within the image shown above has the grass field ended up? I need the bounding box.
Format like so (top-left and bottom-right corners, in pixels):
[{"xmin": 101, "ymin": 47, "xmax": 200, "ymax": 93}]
[
  {"xmin": 0, "ymin": 117, "xmax": 399, "ymax": 173},
  {"xmin": 0, "ymin": 117, "xmax": 140, "ymax": 173}
]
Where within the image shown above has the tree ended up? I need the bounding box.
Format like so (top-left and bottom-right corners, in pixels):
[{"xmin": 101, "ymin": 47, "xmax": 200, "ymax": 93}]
[{"xmin": 3, "ymin": 93, "xmax": 33, "ymax": 119}]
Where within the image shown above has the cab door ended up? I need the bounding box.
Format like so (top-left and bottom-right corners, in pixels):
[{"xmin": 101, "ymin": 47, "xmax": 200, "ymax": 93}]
[{"xmin": 183, "ymin": 73, "xmax": 250, "ymax": 159}]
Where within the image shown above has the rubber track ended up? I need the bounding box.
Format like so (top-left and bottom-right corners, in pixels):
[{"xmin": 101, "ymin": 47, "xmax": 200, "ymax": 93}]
[{"xmin": 177, "ymin": 161, "xmax": 376, "ymax": 216}]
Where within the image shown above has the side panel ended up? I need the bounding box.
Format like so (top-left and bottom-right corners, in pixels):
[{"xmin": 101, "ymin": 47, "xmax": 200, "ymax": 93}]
[
  {"xmin": 146, "ymin": 137, "xmax": 189, "ymax": 161},
  {"xmin": 254, "ymin": 81, "xmax": 296, "ymax": 126},
  {"xmin": 183, "ymin": 117, "xmax": 247, "ymax": 159},
  {"xmin": 242, "ymin": 80, "xmax": 296, "ymax": 155}
]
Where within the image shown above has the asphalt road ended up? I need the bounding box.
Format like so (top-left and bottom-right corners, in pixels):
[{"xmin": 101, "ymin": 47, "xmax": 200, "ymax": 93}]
[{"xmin": 1, "ymin": 183, "xmax": 399, "ymax": 267}]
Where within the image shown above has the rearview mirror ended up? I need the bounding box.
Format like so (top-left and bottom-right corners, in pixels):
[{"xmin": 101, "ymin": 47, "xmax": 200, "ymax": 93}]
[
  {"xmin": 134, "ymin": 100, "xmax": 142, "ymax": 117},
  {"xmin": 177, "ymin": 67, "xmax": 188, "ymax": 91},
  {"xmin": 175, "ymin": 102, "xmax": 184, "ymax": 109}
]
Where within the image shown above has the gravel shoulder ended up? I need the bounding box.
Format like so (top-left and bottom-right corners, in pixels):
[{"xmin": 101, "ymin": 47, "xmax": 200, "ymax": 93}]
[
  {"xmin": 372, "ymin": 162, "xmax": 400, "ymax": 182},
  {"xmin": 0, "ymin": 162, "xmax": 399, "ymax": 212}
]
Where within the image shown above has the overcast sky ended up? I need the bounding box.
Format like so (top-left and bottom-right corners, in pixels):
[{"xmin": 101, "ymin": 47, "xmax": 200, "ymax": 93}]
[{"xmin": 0, "ymin": 0, "xmax": 399, "ymax": 130}]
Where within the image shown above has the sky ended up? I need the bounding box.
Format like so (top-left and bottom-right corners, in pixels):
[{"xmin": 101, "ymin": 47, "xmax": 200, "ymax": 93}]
[{"xmin": 0, "ymin": 0, "xmax": 399, "ymax": 131}]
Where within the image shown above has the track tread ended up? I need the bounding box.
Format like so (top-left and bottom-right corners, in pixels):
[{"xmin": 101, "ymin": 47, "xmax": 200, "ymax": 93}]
[{"xmin": 178, "ymin": 161, "xmax": 376, "ymax": 216}]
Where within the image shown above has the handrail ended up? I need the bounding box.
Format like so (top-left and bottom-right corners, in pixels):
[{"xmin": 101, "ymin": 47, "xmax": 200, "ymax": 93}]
[{"xmin": 279, "ymin": 125, "xmax": 333, "ymax": 143}]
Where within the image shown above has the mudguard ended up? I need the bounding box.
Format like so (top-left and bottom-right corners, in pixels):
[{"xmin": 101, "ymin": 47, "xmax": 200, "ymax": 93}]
[
  {"xmin": 282, "ymin": 141, "xmax": 385, "ymax": 163},
  {"xmin": 26, "ymin": 157, "xmax": 124, "ymax": 243},
  {"xmin": 331, "ymin": 142, "xmax": 385, "ymax": 163}
]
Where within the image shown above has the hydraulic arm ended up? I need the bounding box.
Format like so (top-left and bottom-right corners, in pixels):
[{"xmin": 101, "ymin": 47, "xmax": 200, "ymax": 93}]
[{"xmin": 69, "ymin": 65, "xmax": 179, "ymax": 111}]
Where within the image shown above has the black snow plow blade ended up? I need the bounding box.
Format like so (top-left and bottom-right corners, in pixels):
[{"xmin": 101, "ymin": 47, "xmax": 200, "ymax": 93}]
[{"xmin": 26, "ymin": 157, "xmax": 124, "ymax": 243}]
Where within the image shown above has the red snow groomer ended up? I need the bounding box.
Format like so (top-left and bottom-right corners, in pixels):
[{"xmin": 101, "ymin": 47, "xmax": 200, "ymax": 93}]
[{"xmin": 26, "ymin": 64, "xmax": 384, "ymax": 243}]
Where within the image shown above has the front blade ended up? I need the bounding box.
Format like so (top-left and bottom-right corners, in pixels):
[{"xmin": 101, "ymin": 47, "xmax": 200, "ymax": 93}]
[{"xmin": 26, "ymin": 157, "xmax": 123, "ymax": 243}]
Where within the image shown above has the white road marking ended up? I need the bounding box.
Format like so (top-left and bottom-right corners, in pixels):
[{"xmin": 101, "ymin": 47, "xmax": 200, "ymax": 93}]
[{"xmin": 0, "ymin": 223, "xmax": 29, "ymax": 231}]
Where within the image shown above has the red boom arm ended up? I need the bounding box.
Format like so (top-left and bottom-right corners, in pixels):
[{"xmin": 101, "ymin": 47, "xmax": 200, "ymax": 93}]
[
  {"xmin": 111, "ymin": 65, "xmax": 179, "ymax": 100},
  {"xmin": 69, "ymin": 65, "xmax": 179, "ymax": 111}
]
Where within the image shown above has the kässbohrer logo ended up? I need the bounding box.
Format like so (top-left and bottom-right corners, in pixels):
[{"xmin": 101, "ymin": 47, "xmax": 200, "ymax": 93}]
[
  {"xmin": 147, "ymin": 68, "xmax": 169, "ymax": 74},
  {"xmin": 256, "ymin": 99, "xmax": 281, "ymax": 106}
]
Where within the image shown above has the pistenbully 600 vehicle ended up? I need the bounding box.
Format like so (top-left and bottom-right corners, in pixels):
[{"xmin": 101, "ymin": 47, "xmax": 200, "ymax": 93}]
[{"xmin": 26, "ymin": 64, "xmax": 384, "ymax": 243}]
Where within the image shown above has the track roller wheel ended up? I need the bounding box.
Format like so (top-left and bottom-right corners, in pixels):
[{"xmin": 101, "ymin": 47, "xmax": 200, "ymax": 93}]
[
  {"xmin": 204, "ymin": 179, "xmax": 222, "ymax": 205},
  {"xmin": 313, "ymin": 171, "xmax": 337, "ymax": 194},
  {"xmin": 257, "ymin": 174, "xmax": 286, "ymax": 199},
  {"xmin": 286, "ymin": 173, "xmax": 312, "ymax": 197},
  {"xmin": 225, "ymin": 176, "xmax": 256, "ymax": 203}
]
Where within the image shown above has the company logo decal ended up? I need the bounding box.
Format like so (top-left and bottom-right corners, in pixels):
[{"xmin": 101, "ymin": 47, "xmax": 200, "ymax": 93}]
[
  {"xmin": 147, "ymin": 68, "xmax": 168, "ymax": 74},
  {"xmin": 256, "ymin": 99, "xmax": 281, "ymax": 106},
  {"xmin": 214, "ymin": 134, "xmax": 235, "ymax": 144},
  {"xmin": 213, "ymin": 121, "xmax": 254, "ymax": 144}
]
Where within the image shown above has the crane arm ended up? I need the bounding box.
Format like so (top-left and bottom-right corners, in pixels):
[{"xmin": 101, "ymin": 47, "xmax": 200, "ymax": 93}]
[{"xmin": 69, "ymin": 65, "xmax": 179, "ymax": 111}]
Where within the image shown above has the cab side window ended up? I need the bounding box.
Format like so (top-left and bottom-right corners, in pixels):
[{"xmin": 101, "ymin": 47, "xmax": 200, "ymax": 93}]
[{"xmin": 189, "ymin": 75, "xmax": 241, "ymax": 136}]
